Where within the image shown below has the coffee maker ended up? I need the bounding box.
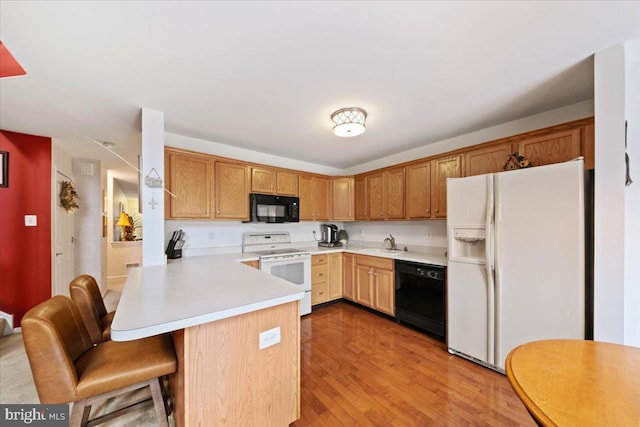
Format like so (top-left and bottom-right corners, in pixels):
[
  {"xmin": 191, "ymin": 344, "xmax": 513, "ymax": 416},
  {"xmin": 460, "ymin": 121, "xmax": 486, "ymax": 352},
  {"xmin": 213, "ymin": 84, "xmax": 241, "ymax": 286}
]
[{"xmin": 318, "ymin": 223, "xmax": 339, "ymax": 247}]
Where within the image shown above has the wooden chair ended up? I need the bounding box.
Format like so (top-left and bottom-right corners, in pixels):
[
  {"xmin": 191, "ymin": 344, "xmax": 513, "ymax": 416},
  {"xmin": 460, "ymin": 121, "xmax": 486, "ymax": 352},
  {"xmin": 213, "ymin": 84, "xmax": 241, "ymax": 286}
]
[
  {"xmin": 22, "ymin": 295, "xmax": 176, "ymax": 427},
  {"xmin": 69, "ymin": 274, "xmax": 115, "ymax": 344}
]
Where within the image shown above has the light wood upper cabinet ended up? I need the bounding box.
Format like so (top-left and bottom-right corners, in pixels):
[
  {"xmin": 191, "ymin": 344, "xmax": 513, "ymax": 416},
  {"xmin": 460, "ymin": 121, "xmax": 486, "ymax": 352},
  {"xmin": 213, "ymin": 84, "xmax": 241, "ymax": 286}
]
[
  {"xmin": 299, "ymin": 175, "xmax": 330, "ymax": 221},
  {"xmin": 431, "ymin": 155, "xmax": 462, "ymax": 219},
  {"xmin": 517, "ymin": 129, "xmax": 581, "ymax": 168},
  {"xmin": 215, "ymin": 161, "xmax": 250, "ymax": 220},
  {"xmin": 406, "ymin": 161, "xmax": 432, "ymax": 219},
  {"xmin": 251, "ymin": 167, "xmax": 298, "ymax": 196},
  {"xmin": 354, "ymin": 176, "xmax": 368, "ymax": 220},
  {"xmin": 464, "ymin": 141, "xmax": 514, "ymax": 176},
  {"xmin": 331, "ymin": 177, "xmax": 354, "ymax": 221},
  {"xmin": 365, "ymin": 167, "xmax": 405, "ymax": 220},
  {"xmin": 385, "ymin": 167, "xmax": 405, "ymax": 219},
  {"xmin": 165, "ymin": 150, "xmax": 214, "ymax": 219}
]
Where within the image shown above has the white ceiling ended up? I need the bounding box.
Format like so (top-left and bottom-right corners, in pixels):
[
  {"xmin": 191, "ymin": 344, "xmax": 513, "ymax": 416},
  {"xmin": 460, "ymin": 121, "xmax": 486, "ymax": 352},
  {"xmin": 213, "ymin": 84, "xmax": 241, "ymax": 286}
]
[{"xmin": 1, "ymin": 1, "xmax": 639, "ymax": 179}]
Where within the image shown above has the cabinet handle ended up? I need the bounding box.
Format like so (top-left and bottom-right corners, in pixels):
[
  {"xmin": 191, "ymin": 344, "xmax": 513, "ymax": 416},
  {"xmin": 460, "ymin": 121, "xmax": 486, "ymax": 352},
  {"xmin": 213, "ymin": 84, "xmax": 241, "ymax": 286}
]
[
  {"xmin": 374, "ymin": 272, "xmax": 378, "ymax": 276},
  {"xmin": 435, "ymin": 208, "xmax": 439, "ymax": 213},
  {"xmin": 216, "ymin": 210, "xmax": 220, "ymax": 214},
  {"xmin": 349, "ymin": 213, "xmax": 352, "ymax": 217},
  {"xmin": 426, "ymin": 209, "xmax": 429, "ymax": 214},
  {"xmin": 318, "ymin": 273, "xmax": 324, "ymax": 277}
]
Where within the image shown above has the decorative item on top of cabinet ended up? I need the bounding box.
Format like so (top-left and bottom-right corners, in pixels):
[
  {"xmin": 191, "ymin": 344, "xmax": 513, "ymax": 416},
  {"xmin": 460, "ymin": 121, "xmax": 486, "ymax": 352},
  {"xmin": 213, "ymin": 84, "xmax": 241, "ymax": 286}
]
[
  {"xmin": 503, "ymin": 152, "xmax": 532, "ymax": 171},
  {"xmin": 464, "ymin": 141, "xmax": 514, "ymax": 176},
  {"xmin": 406, "ymin": 161, "xmax": 432, "ymax": 219},
  {"xmin": 517, "ymin": 129, "xmax": 580, "ymax": 168},
  {"xmin": 165, "ymin": 150, "xmax": 214, "ymax": 219},
  {"xmin": 214, "ymin": 161, "xmax": 250, "ymax": 220},
  {"xmin": 251, "ymin": 167, "xmax": 298, "ymax": 196},
  {"xmin": 331, "ymin": 177, "xmax": 354, "ymax": 221},
  {"xmin": 431, "ymin": 155, "xmax": 461, "ymax": 219},
  {"xmin": 299, "ymin": 175, "xmax": 330, "ymax": 221}
]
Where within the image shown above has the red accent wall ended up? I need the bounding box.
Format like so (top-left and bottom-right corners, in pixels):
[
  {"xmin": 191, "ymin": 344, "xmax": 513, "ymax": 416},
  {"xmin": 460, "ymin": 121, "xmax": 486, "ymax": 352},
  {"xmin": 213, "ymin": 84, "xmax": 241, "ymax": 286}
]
[{"xmin": 0, "ymin": 130, "xmax": 52, "ymax": 326}]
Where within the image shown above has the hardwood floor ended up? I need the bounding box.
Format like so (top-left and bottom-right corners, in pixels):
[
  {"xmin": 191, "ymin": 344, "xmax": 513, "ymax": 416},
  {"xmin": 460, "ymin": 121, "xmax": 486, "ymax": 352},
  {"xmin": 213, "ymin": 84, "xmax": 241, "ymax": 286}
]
[{"xmin": 292, "ymin": 302, "xmax": 535, "ymax": 426}]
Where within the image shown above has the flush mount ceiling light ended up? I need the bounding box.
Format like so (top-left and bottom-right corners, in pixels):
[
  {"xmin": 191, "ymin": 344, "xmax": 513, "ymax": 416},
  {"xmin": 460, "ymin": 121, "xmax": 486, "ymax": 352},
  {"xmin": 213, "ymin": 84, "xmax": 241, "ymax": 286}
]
[{"xmin": 331, "ymin": 107, "xmax": 367, "ymax": 137}]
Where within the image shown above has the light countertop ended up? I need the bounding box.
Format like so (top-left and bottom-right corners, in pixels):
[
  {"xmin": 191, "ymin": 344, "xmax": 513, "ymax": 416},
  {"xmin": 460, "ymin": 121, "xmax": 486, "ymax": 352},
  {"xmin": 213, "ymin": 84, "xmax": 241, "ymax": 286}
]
[{"xmin": 110, "ymin": 253, "xmax": 304, "ymax": 341}]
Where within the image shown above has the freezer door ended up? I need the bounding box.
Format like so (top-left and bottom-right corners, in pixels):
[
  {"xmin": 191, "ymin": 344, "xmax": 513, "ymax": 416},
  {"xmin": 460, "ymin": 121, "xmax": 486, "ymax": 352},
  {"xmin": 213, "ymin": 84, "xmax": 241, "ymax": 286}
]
[
  {"xmin": 447, "ymin": 260, "xmax": 491, "ymax": 364},
  {"xmin": 447, "ymin": 174, "xmax": 491, "ymax": 227},
  {"xmin": 494, "ymin": 160, "xmax": 585, "ymax": 370}
]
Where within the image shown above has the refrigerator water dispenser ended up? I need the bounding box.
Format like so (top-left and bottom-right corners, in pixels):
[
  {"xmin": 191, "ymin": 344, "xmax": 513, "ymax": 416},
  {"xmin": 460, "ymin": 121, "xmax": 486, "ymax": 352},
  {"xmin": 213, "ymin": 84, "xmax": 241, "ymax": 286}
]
[{"xmin": 449, "ymin": 228, "xmax": 486, "ymax": 263}]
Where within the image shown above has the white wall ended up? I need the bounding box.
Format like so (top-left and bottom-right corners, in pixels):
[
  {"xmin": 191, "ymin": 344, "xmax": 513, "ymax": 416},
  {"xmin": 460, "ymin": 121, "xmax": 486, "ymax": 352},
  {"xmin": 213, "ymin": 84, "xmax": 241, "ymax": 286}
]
[
  {"xmin": 72, "ymin": 159, "xmax": 103, "ymax": 286},
  {"xmin": 594, "ymin": 44, "xmax": 626, "ymax": 344},
  {"xmin": 624, "ymin": 39, "xmax": 640, "ymax": 347}
]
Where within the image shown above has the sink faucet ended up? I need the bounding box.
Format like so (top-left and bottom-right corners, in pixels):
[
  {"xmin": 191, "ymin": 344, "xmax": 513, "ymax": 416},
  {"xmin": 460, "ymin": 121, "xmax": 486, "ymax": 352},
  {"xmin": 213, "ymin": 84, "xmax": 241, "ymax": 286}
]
[{"xmin": 384, "ymin": 234, "xmax": 396, "ymax": 250}]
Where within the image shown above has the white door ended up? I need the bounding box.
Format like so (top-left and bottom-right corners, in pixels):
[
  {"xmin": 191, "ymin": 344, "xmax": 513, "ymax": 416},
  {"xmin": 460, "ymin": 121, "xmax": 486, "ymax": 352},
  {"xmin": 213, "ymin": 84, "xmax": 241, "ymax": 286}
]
[
  {"xmin": 494, "ymin": 160, "xmax": 585, "ymax": 370},
  {"xmin": 53, "ymin": 171, "xmax": 74, "ymax": 296}
]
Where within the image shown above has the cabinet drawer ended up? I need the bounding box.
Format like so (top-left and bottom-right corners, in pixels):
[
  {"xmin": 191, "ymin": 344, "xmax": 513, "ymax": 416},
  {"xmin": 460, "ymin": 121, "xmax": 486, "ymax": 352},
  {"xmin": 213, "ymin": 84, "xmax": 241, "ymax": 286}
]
[
  {"xmin": 312, "ymin": 254, "xmax": 328, "ymax": 266},
  {"xmin": 312, "ymin": 282, "xmax": 329, "ymax": 305},
  {"xmin": 312, "ymin": 264, "xmax": 328, "ymax": 283},
  {"xmin": 356, "ymin": 255, "xmax": 394, "ymax": 271}
]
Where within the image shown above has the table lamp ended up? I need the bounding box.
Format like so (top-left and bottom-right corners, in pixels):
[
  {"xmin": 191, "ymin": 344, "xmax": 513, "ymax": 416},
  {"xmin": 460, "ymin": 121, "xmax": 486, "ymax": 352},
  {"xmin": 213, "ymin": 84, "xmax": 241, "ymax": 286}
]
[{"xmin": 115, "ymin": 212, "xmax": 132, "ymax": 241}]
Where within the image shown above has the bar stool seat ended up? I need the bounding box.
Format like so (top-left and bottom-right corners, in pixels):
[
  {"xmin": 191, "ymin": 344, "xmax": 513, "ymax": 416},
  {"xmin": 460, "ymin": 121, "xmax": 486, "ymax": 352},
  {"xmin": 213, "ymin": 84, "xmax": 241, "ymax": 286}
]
[
  {"xmin": 22, "ymin": 295, "xmax": 176, "ymax": 427},
  {"xmin": 69, "ymin": 274, "xmax": 114, "ymax": 344}
]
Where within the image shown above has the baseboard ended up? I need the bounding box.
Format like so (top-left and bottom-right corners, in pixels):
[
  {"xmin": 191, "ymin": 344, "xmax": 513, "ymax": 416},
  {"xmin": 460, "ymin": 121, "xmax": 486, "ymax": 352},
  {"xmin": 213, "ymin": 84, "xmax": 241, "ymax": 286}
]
[{"xmin": 0, "ymin": 311, "xmax": 14, "ymax": 336}]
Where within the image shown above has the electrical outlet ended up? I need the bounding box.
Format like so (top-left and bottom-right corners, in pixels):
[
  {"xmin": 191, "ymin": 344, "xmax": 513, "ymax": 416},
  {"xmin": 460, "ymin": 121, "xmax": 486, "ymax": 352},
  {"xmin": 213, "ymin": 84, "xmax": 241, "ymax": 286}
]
[
  {"xmin": 208, "ymin": 232, "xmax": 215, "ymax": 241},
  {"xmin": 425, "ymin": 230, "xmax": 432, "ymax": 240},
  {"xmin": 259, "ymin": 326, "xmax": 281, "ymax": 349},
  {"xmin": 360, "ymin": 229, "xmax": 365, "ymax": 240},
  {"xmin": 25, "ymin": 215, "xmax": 37, "ymax": 226}
]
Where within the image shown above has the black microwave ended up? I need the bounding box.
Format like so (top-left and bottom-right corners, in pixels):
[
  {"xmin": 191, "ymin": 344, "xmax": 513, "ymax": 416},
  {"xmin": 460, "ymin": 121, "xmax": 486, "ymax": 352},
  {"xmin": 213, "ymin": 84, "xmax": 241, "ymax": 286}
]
[{"xmin": 246, "ymin": 193, "xmax": 300, "ymax": 223}]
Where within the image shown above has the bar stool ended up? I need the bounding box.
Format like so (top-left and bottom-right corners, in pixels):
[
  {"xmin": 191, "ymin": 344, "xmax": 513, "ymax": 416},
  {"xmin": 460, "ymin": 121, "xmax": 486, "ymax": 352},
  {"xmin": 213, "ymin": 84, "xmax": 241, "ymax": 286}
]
[
  {"xmin": 22, "ymin": 295, "xmax": 176, "ymax": 427},
  {"xmin": 69, "ymin": 274, "xmax": 115, "ymax": 344}
]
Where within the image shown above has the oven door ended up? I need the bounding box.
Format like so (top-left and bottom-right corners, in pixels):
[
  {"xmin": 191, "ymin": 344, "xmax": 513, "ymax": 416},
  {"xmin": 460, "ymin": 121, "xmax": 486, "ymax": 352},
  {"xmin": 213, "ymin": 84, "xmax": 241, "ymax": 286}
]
[{"xmin": 260, "ymin": 255, "xmax": 311, "ymax": 315}]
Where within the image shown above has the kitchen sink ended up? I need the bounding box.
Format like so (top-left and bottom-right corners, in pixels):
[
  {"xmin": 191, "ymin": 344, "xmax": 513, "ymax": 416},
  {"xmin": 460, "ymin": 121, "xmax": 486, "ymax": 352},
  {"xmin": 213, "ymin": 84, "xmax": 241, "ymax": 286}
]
[{"xmin": 358, "ymin": 248, "xmax": 408, "ymax": 256}]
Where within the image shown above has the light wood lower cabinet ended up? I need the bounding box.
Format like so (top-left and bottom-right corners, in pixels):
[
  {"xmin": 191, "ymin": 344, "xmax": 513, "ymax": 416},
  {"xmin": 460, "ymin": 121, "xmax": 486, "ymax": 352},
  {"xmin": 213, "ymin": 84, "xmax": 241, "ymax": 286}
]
[
  {"xmin": 354, "ymin": 255, "xmax": 395, "ymax": 316},
  {"xmin": 342, "ymin": 253, "xmax": 356, "ymax": 301},
  {"xmin": 241, "ymin": 260, "xmax": 260, "ymax": 269},
  {"xmin": 311, "ymin": 253, "xmax": 343, "ymax": 305}
]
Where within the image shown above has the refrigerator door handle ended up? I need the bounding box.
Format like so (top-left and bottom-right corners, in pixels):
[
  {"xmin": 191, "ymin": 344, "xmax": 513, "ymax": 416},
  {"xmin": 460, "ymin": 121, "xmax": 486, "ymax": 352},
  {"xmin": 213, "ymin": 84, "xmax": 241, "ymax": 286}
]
[{"xmin": 485, "ymin": 174, "xmax": 495, "ymax": 365}]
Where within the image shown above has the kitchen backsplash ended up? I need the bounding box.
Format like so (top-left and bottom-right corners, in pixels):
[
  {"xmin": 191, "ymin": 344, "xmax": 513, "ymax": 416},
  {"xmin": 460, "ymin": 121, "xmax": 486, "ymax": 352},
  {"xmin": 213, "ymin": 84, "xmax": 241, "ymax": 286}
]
[{"xmin": 165, "ymin": 219, "xmax": 447, "ymax": 255}]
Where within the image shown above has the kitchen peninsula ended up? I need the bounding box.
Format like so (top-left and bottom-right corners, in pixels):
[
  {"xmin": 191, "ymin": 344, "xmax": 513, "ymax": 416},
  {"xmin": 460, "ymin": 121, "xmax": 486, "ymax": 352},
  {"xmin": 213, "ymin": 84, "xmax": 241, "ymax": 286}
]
[{"xmin": 110, "ymin": 254, "xmax": 304, "ymax": 426}]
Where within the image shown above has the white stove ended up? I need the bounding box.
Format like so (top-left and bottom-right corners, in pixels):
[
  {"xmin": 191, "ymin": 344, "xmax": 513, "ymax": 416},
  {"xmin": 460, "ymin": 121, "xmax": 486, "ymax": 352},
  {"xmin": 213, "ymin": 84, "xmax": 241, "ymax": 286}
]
[{"xmin": 243, "ymin": 232, "xmax": 312, "ymax": 315}]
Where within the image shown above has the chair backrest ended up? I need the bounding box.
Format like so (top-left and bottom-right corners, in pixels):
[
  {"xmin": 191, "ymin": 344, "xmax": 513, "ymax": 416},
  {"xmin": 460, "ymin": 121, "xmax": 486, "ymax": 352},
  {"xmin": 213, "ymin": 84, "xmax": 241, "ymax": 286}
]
[
  {"xmin": 22, "ymin": 295, "xmax": 93, "ymax": 404},
  {"xmin": 69, "ymin": 274, "xmax": 107, "ymax": 344}
]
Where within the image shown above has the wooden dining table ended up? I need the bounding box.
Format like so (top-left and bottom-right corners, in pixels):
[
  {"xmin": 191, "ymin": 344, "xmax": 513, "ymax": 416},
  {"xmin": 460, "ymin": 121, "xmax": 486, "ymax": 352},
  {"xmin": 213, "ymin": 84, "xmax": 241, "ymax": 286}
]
[{"xmin": 505, "ymin": 339, "xmax": 640, "ymax": 426}]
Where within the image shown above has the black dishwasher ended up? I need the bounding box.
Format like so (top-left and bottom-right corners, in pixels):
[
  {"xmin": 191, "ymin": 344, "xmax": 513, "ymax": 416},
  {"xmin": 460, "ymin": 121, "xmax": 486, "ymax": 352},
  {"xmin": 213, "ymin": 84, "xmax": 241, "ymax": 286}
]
[{"xmin": 395, "ymin": 260, "xmax": 446, "ymax": 342}]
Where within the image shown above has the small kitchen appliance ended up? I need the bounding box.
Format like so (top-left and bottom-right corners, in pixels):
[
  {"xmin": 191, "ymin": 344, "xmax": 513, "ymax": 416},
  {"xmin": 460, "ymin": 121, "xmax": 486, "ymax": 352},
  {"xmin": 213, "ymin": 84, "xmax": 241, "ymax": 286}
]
[
  {"xmin": 242, "ymin": 232, "xmax": 311, "ymax": 315},
  {"xmin": 318, "ymin": 223, "xmax": 339, "ymax": 247}
]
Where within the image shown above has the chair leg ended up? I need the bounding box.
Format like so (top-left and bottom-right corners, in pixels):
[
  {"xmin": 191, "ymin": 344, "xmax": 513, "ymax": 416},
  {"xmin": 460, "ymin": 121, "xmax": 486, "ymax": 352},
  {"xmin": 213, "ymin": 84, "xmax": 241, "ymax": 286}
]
[
  {"xmin": 70, "ymin": 399, "xmax": 91, "ymax": 427},
  {"xmin": 150, "ymin": 377, "xmax": 170, "ymax": 427}
]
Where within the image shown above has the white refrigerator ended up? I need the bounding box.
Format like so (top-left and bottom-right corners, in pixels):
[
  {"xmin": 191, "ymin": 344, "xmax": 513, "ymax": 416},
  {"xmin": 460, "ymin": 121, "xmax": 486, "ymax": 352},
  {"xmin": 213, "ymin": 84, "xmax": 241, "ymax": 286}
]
[{"xmin": 446, "ymin": 159, "xmax": 585, "ymax": 372}]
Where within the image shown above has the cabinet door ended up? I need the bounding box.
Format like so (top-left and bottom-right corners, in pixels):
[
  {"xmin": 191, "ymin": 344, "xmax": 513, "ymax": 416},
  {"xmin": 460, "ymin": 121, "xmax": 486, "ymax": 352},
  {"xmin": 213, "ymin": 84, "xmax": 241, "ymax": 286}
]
[
  {"xmin": 355, "ymin": 265, "xmax": 374, "ymax": 308},
  {"xmin": 331, "ymin": 177, "xmax": 354, "ymax": 221},
  {"xmin": 167, "ymin": 152, "xmax": 213, "ymax": 219},
  {"xmin": 241, "ymin": 260, "xmax": 260, "ymax": 269},
  {"xmin": 251, "ymin": 167, "xmax": 276, "ymax": 194},
  {"xmin": 342, "ymin": 253, "xmax": 355, "ymax": 301},
  {"xmin": 328, "ymin": 253, "xmax": 343, "ymax": 300},
  {"xmin": 215, "ymin": 162, "xmax": 249, "ymax": 220},
  {"xmin": 431, "ymin": 155, "xmax": 461, "ymax": 219},
  {"xmin": 518, "ymin": 129, "xmax": 580, "ymax": 167},
  {"xmin": 385, "ymin": 167, "xmax": 405, "ymax": 219},
  {"xmin": 464, "ymin": 142, "xmax": 513, "ymax": 176},
  {"xmin": 276, "ymin": 171, "xmax": 298, "ymax": 196},
  {"xmin": 314, "ymin": 177, "xmax": 331, "ymax": 221},
  {"xmin": 298, "ymin": 175, "xmax": 315, "ymax": 221},
  {"xmin": 374, "ymin": 269, "xmax": 395, "ymax": 316},
  {"xmin": 354, "ymin": 176, "xmax": 368, "ymax": 220},
  {"xmin": 368, "ymin": 172, "xmax": 385, "ymax": 220},
  {"xmin": 406, "ymin": 161, "xmax": 431, "ymax": 219}
]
